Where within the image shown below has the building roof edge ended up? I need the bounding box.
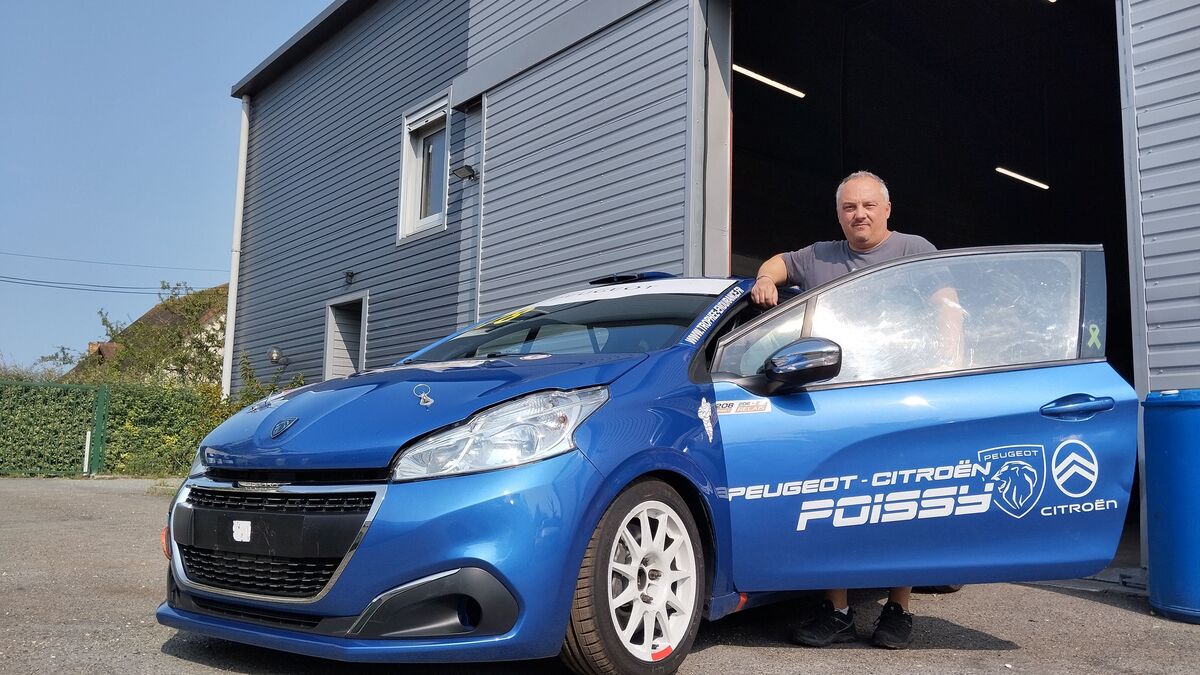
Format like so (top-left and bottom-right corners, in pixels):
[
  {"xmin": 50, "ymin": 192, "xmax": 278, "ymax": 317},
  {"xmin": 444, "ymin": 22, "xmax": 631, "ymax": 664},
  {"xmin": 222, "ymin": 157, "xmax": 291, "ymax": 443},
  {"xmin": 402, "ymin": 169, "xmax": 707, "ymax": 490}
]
[{"xmin": 230, "ymin": 0, "xmax": 378, "ymax": 98}]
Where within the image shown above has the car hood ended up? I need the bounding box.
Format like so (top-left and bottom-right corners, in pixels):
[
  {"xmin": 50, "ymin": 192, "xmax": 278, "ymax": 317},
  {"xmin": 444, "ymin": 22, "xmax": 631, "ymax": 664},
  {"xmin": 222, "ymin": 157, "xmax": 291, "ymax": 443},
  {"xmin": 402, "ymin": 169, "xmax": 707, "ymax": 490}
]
[{"xmin": 199, "ymin": 353, "xmax": 646, "ymax": 471}]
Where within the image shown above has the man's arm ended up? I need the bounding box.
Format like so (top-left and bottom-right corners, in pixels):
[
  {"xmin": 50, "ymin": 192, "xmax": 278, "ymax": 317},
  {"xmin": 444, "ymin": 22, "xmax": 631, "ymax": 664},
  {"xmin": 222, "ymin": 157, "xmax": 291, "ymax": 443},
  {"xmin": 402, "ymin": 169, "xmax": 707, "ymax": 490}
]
[
  {"xmin": 751, "ymin": 254, "xmax": 789, "ymax": 307},
  {"xmin": 931, "ymin": 286, "xmax": 965, "ymax": 368}
]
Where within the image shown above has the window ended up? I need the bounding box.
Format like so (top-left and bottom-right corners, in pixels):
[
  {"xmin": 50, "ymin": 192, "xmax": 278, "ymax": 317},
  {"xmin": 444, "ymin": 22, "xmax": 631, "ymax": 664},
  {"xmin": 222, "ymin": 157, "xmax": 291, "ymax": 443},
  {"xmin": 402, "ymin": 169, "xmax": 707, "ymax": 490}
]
[
  {"xmin": 399, "ymin": 97, "xmax": 449, "ymax": 240},
  {"xmin": 809, "ymin": 252, "xmax": 1079, "ymax": 385},
  {"xmin": 412, "ymin": 293, "xmax": 718, "ymax": 362},
  {"xmin": 714, "ymin": 303, "xmax": 806, "ymax": 378},
  {"xmin": 713, "ymin": 251, "xmax": 1083, "ymax": 386}
]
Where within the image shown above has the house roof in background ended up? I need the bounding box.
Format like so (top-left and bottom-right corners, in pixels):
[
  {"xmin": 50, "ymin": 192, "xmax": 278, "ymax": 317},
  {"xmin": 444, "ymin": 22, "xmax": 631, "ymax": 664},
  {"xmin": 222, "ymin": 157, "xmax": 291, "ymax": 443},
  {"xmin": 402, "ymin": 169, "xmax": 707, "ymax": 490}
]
[
  {"xmin": 129, "ymin": 283, "xmax": 229, "ymax": 330},
  {"xmin": 68, "ymin": 284, "xmax": 229, "ymax": 375}
]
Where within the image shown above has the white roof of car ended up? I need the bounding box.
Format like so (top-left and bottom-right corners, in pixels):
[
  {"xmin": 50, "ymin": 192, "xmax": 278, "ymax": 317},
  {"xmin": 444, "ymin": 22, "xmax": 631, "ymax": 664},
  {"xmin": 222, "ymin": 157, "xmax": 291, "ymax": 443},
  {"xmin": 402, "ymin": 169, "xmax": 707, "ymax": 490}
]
[{"xmin": 539, "ymin": 278, "xmax": 738, "ymax": 307}]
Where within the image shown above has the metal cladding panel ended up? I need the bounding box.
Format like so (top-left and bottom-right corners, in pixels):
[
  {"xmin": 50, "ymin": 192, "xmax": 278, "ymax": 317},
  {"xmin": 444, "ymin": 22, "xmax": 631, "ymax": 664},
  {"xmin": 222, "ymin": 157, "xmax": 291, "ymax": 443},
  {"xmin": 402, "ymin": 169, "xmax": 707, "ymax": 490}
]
[
  {"xmin": 1128, "ymin": 0, "xmax": 1200, "ymax": 391},
  {"xmin": 467, "ymin": 0, "xmax": 586, "ymax": 68},
  {"xmin": 231, "ymin": 0, "xmax": 478, "ymax": 390},
  {"xmin": 477, "ymin": 0, "xmax": 690, "ymax": 318}
]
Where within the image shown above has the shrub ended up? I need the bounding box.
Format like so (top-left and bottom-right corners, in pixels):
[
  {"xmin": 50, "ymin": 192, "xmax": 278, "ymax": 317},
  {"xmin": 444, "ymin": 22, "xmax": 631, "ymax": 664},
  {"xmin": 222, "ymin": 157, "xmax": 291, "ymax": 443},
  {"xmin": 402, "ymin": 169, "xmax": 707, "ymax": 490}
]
[
  {"xmin": 0, "ymin": 382, "xmax": 97, "ymax": 474},
  {"xmin": 0, "ymin": 356, "xmax": 303, "ymax": 476}
]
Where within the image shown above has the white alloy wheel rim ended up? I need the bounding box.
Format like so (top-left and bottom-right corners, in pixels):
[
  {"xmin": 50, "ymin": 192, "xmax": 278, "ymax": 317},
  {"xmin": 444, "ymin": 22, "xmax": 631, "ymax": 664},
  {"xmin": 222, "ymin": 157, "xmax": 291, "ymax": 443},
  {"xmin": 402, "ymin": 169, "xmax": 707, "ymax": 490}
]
[{"xmin": 606, "ymin": 499, "xmax": 697, "ymax": 662}]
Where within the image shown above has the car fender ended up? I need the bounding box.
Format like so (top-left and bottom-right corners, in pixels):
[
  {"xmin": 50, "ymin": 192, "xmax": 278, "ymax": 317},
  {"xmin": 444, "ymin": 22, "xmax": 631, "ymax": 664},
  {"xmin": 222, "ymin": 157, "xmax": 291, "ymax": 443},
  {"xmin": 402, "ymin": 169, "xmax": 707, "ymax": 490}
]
[{"xmin": 561, "ymin": 447, "xmax": 736, "ymax": 623}]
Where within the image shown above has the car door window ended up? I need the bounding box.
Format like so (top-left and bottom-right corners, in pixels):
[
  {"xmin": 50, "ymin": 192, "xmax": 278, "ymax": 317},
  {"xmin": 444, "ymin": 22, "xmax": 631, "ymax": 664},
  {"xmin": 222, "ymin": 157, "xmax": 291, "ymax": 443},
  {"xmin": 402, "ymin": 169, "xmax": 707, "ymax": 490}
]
[
  {"xmin": 713, "ymin": 303, "xmax": 807, "ymax": 377},
  {"xmin": 713, "ymin": 251, "xmax": 1083, "ymax": 385},
  {"xmin": 810, "ymin": 251, "xmax": 1081, "ymax": 384}
]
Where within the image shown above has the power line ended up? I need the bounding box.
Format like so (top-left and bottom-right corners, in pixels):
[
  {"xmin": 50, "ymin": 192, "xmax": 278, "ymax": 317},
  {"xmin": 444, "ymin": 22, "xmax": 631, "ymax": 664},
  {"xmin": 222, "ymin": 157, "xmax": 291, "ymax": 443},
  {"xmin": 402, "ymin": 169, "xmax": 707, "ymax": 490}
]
[
  {"xmin": 0, "ymin": 276, "xmax": 166, "ymax": 296},
  {"xmin": 0, "ymin": 274, "xmax": 165, "ymax": 290},
  {"xmin": 0, "ymin": 249, "xmax": 229, "ymax": 273},
  {"xmin": 0, "ymin": 280, "xmax": 161, "ymax": 295}
]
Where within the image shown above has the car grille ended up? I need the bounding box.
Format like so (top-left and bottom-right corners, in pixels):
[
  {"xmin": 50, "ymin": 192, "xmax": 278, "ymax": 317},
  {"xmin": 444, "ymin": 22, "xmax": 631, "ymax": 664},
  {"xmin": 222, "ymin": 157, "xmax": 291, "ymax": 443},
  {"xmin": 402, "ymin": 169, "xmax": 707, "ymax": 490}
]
[
  {"xmin": 179, "ymin": 545, "xmax": 340, "ymax": 597},
  {"xmin": 190, "ymin": 595, "xmax": 324, "ymax": 629},
  {"xmin": 186, "ymin": 487, "xmax": 375, "ymax": 513}
]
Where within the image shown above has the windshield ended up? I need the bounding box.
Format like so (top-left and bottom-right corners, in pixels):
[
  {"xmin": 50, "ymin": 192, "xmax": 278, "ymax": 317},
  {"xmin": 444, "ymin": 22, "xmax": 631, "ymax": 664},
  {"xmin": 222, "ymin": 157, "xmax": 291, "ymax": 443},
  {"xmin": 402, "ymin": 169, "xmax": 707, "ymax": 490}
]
[{"xmin": 412, "ymin": 291, "xmax": 721, "ymax": 361}]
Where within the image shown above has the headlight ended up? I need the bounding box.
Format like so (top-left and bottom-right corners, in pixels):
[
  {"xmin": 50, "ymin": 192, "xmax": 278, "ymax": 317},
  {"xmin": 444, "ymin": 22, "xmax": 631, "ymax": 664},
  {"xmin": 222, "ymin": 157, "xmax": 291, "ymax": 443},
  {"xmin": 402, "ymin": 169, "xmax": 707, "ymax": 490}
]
[
  {"xmin": 187, "ymin": 448, "xmax": 207, "ymax": 478},
  {"xmin": 391, "ymin": 386, "xmax": 609, "ymax": 481}
]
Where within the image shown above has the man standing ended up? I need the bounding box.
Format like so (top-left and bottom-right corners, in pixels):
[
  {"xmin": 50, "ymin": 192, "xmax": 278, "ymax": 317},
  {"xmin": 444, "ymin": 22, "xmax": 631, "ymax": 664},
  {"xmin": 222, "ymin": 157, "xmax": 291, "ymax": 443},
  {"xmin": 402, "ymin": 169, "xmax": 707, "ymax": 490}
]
[
  {"xmin": 751, "ymin": 170, "xmax": 936, "ymax": 305},
  {"xmin": 750, "ymin": 170, "xmax": 939, "ymax": 649}
]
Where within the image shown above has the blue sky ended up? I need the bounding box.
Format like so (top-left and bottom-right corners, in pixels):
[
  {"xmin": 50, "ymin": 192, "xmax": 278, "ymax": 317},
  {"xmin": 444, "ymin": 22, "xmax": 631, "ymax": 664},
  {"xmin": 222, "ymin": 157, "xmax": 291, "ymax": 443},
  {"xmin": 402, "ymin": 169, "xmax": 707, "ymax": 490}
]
[{"xmin": 0, "ymin": 0, "xmax": 330, "ymax": 366}]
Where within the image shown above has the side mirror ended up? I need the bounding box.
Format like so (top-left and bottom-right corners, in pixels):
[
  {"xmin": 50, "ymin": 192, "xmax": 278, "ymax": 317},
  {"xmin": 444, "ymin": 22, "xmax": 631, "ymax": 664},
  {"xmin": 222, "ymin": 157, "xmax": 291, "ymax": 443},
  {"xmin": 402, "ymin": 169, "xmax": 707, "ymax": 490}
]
[{"xmin": 763, "ymin": 338, "xmax": 841, "ymax": 394}]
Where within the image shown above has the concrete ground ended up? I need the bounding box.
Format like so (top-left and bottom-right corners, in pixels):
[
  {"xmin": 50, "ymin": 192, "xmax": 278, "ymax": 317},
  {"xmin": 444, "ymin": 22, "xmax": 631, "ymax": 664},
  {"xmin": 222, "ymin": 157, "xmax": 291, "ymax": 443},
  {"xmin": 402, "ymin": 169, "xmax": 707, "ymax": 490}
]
[{"xmin": 1, "ymin": 477, "xmax": 1198, "ymax": 674}]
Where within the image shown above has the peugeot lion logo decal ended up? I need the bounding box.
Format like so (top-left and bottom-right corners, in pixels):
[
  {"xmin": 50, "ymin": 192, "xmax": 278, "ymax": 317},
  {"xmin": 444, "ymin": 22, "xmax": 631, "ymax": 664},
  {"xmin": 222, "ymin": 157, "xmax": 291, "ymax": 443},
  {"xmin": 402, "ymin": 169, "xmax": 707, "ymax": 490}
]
[
  {"xmin": 414, "ymin": 384, "xmax": 435, "ymax": 408},
  {"xmin": 1052, "ymin": 439, "xmax": 1099, "ymax": 498},
  {"xmin": 270, "ymin": 417, "xmax": 298, "ymax": 439},
  {"xmin": 978, "ymin": 444, "xmax": 1046, "ymax": 519}
]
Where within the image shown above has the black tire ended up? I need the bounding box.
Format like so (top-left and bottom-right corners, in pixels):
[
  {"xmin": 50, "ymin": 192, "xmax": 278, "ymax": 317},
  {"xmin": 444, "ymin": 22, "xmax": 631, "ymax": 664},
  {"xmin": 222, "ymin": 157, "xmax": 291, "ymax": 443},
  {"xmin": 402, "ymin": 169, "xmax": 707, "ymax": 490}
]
[
  {"xmin": 561, "ymin": 479, "xmax": 706, "ymax": 675},
  {"xmin": 914, "ymin": 584, "xmax": 964, "ymax": 594}
]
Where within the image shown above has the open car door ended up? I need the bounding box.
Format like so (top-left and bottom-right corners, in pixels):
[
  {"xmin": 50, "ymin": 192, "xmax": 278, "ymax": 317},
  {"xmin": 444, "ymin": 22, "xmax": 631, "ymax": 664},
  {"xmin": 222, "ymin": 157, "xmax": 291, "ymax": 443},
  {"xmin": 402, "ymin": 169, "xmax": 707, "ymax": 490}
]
[{"xmin": 710, "ymin": 246, "xmax": 1136, "ymax": 591}]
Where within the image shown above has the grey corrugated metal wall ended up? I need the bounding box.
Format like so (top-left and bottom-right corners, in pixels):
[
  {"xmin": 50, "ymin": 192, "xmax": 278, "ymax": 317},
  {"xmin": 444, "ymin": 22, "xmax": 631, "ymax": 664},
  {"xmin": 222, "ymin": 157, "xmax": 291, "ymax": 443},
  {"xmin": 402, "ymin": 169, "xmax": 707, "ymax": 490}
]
[
  {"xmin": 1122, "ymin": 0, "xmax": 1200, "ymax": 392},
  {"xmin": 476, "ymin": 0, "xmax": 691, "ymax": 317},
  {"xmin": 467, "ymin": 0, "xmax": 585, "ymax": 67},
  {"xmin": 231, "ymin": 0, "xmax": 696, "ymax": 388},
  {"xmin": 232, "ymin": 0, "xmax": 475, "ymax": 389}
]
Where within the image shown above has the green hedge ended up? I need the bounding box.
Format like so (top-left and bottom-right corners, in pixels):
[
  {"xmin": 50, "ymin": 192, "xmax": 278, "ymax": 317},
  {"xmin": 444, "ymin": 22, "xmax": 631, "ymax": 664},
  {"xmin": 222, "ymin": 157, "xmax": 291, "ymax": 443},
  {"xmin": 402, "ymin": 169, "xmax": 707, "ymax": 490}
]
[
  {"xmin": 0, "ymin": 380, "xmax": 239, "ymax": 477},
  {"xmin": 104, "ymin": 383, "xmax": 232, "ymax": 475},
  {"xmin": 0, "ymin": 381, "xmax": 99, "ymax": 474}
]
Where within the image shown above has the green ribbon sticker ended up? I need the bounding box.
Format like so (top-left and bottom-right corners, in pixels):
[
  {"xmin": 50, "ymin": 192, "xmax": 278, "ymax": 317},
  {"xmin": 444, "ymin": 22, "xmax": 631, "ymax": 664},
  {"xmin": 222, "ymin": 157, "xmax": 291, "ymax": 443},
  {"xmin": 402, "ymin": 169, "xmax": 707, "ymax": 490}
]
[{"xmin": 1087, "ymin": 324, "xmax": 1102, "ymax": 349}]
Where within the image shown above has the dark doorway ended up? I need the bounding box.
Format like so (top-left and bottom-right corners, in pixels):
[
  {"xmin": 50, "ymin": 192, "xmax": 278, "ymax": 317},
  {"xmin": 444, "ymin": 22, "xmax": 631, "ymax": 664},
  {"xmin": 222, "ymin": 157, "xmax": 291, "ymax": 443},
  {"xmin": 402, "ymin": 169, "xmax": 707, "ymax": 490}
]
[{"xmin": 730, "ymin": 0, "xmax": 1133, "ymax": 386}]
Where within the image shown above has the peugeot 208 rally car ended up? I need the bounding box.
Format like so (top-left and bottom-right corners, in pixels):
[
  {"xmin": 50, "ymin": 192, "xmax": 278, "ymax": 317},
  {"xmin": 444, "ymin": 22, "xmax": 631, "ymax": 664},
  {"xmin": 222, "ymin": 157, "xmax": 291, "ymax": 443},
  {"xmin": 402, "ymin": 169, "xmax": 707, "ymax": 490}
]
[{"xmin": 157, "ymin": 246, "xmax": 1136, "ymax": 674}]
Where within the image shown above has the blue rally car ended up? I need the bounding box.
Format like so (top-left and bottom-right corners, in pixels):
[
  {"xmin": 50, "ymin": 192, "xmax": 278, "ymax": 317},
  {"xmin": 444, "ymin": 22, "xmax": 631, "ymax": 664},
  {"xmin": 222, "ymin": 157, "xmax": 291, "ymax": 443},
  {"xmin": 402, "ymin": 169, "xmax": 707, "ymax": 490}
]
[{"xmin": 157, "ymin": 245, "xmax": 1136, "ymax": 673}]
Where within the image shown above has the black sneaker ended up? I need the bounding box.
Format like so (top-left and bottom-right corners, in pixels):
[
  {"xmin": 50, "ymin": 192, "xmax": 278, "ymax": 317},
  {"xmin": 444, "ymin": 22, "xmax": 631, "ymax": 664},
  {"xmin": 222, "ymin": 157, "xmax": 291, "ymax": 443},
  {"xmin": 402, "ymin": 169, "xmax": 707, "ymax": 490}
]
[
  {"xmin": 792, "ymin": 600, "xmax": 858, "ymax": 647},
  {"xmin": 870, "ymin": 601, "xmax": 913, "ymax": 649}
]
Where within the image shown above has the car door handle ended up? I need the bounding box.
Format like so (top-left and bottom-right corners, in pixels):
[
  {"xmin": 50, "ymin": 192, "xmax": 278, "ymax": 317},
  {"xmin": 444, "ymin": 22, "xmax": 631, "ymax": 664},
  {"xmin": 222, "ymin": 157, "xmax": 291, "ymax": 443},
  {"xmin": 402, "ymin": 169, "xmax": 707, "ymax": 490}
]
[{"xmin": 1039, "ymin": 395, "xmax": 1115, "ymax": 420}]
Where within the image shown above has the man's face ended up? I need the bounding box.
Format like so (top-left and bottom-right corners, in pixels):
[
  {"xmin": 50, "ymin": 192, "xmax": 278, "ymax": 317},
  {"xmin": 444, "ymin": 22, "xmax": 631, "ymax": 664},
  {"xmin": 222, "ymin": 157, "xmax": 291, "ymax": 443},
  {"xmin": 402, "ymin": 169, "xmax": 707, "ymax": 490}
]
[{"xmin": 837, "ymin": 177, "xmax": 892, "ymax": 251}]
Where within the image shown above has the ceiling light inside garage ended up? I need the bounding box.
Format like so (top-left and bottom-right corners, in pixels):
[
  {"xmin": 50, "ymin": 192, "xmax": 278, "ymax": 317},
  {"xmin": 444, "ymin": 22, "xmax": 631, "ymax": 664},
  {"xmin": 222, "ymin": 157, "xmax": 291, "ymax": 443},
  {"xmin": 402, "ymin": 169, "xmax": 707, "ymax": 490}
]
[
  {"xmin": 732, "ymin": 64, "xmax": 806, "ymax": 99},
  {"xmin": 995, "ymin": 167, "xmax": 1050, "ymax": 190}
]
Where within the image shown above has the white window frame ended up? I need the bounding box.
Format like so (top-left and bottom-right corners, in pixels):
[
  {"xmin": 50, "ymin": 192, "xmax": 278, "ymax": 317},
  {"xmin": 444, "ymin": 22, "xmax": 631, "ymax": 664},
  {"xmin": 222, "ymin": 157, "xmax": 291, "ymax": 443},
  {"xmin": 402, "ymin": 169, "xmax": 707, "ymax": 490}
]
[
  {"xmin": 322, "ymin": 290, "xmax": 369, "ymax": 381},
  {"xmin": 397, "ymin": 94, "xmax": 451, "ymax": 242}
]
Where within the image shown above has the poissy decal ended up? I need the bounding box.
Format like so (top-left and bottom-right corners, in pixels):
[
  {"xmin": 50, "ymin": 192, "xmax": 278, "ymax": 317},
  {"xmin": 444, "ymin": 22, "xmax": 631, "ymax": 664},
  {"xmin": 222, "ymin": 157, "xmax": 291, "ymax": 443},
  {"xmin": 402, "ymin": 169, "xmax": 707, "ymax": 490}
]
[
  {"xmin": 797, "ymin": 484, "xmax": 993, "ymax": 531},
  {"xmin": 721, "ymin": 442, "xmax": 1113, "ymax": 533},
  {"xmin": 683, "ymin": 287, "xmax": 745, "ymax": 345}
]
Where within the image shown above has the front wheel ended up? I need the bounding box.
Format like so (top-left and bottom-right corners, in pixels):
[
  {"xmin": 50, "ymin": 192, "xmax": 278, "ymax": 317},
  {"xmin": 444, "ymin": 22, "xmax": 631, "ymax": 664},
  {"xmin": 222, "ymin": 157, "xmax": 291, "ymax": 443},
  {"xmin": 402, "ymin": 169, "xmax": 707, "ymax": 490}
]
[{"xmin": 561, "ymin": 479, "xmax": 705, "ymax": 675}]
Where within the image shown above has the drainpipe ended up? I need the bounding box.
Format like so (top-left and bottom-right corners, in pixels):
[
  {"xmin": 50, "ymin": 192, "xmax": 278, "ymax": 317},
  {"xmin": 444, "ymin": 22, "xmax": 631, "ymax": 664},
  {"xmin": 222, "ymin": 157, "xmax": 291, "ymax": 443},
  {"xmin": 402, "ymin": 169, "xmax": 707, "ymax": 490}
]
[{"xmin": 221, "ymin": 95, "xmax": 251, "ymax": 397}]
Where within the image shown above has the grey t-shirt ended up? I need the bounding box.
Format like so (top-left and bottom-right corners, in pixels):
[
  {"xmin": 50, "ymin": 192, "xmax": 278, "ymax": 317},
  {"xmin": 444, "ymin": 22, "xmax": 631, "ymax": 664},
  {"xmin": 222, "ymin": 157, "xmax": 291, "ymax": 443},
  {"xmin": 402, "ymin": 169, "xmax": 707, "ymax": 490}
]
[{"xmin": 781, "ymin": 231, "xmax": 936, "ymax": 291}]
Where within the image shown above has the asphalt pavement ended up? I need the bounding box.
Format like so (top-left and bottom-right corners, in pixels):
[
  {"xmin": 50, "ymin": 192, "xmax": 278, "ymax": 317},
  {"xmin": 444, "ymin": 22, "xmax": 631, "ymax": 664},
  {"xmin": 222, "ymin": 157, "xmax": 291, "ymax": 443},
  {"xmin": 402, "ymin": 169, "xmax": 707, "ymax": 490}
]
[{"xmin": 1, "ymin": 477, "xmax": 1197, "ymax": 674}]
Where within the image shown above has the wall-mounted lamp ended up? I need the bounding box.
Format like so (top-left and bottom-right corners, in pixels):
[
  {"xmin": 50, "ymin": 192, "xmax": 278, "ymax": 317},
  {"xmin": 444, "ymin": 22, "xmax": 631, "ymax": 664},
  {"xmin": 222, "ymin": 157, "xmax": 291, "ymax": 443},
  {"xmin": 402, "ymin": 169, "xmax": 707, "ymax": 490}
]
[
  {"xmin": 268, "ymin": 347, "xmax": 289, "ymax": 366},
  {"xmin": 344, "ymin": 270, "xmax": 356, "ymax": 284},
  {"xmin": 452, "ymin": 164, "xmax": 478, "ymax": 180}
]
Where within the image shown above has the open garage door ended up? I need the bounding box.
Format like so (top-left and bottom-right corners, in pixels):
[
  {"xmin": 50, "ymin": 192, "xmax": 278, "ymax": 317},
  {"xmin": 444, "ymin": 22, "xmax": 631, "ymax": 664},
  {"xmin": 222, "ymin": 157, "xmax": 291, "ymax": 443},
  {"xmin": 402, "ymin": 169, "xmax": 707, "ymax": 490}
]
[
  {"xmin": 723, "ymin": 0, "xmax": 1140, "ymax": 571},
  {"xmin": 728, "ymin": 0, "xmax": 1133, "ymax": 386}
]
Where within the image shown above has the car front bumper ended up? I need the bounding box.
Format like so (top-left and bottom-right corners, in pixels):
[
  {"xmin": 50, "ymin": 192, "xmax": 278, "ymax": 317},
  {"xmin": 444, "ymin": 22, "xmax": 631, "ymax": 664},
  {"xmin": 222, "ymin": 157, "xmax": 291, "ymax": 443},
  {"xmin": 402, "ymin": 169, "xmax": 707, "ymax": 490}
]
[{"xmin": 156, "ymin": 450, "xmax": 604, "ymax": 662}]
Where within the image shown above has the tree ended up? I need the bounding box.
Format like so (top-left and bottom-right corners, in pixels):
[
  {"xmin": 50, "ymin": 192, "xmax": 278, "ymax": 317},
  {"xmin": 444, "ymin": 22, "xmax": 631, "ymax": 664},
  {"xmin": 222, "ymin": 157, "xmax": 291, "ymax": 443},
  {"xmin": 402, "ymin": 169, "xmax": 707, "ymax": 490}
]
[{"xmin": 65, "ymin": 282, "xmax": 228, "ymax": 387}]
